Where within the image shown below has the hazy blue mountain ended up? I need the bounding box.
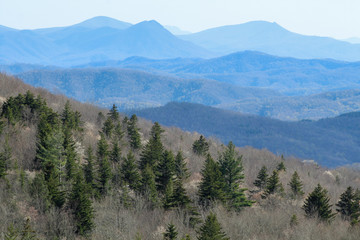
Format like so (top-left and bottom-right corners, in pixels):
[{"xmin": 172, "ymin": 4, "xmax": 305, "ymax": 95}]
[
  {"xmin": 72, "ymin": 16, "xmax": 132, "ymax": 30},
  {"xmin": 165, "ymin": 25, "xmax": 191, "ymax": 35},
  {"xmin": 74, "ymin": 51, "xmax": 360, "ymax": 96},
  {"xmin": 218, "ymin": 89, "xmax": 360, "ymax": 121},
  {"xmin": 0, "ymin": 18, "xmax": 212, "ymax": 66},
  {"xmin": 0, "ymin": 29, "xmax": 62, "ymax": 64},
  {"xmin": 180, "ymin": 21, "xmax": 360, "ymax": 61},
  {"xmin": 131, "ymin": 102, "xmax": 360, "ymax": 167},
  {"xmin": 16, "ymin": 68, "xmax": 278, "ymax": 109}
]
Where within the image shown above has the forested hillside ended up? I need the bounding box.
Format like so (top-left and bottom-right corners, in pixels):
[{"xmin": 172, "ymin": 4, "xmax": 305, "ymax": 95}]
[
  {"xmin": 1, "ymin": 73, "xmax": 360, "ymax": 240},
  {"xmin": 132, "ymin": 102, "xmax": 360, "ymax": 167}
]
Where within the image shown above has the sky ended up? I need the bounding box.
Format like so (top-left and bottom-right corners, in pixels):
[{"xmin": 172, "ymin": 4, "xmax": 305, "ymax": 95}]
[{"xmin": 1, "ymin": 0, "xmax": 360, "ymax": 39}]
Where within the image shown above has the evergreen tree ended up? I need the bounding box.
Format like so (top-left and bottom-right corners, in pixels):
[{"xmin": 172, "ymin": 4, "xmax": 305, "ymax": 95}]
[
  {"xmin": 127, "ymin": 115, "xmax": 141, "ymax": 150},
  {"xmin": 63, "ymin": 128, "xmax": 78, "ymax": 180},
  {"xmin": 4, "ymin": 223, "xmax": 19, "ymax": 240},
  {"xmin": 303, "ymin": 184, "xmax": 336, "ymax": 222},
  {"xmin": 253, "ymin": 166, "xmax": 268, "ymax": 190},
  {"xmin": 114, "ymin": 122, "xmax": 125, "ymax": 143},
  {"xmin": 198, "ymin": 154, "xmax": 225, "ymax": 206},
  {"xmin": 70, "ymin": 171, "xmax": 95, "ymax": 236},
  {"xmin": 175, "ymin": 151, "xmax": 190, "ymax": 181},
  {"xmin": 61, "ymin": 101, "xmax": 75, "ymax": 129},
  {"xmin": 166, "ymin": 179, "xmax": 192, "ymax": 210},
  {"xmin": 277, "ymin": 162, "xmax": 286, "ymax": 172},
  {"xmin": 197, "ymin": 213, "xmax": 229, "ymax": 240},
  {"xmin": 108, "ymin": 104, "xmax": 120, "ymax": 122},
  {"xmin": 141, "ymin": 164, "xmax": 158, "ymax": 206},
  {"xmin": 290, "ymin": 214, "xmax": 298, "ymax": 227},
  {"xmin": 121, "ymin": 151, "xmax": 141, "ymax": 191},
  {"xmin": 110, "ymin": 141, "xmax": 121, "ymax": 163},
  {"xmin": 156, "ymin": 150, "xmax": 175, "ymax": 193},
  {"xmin": 163, "ymin": 223, "xmax": 178, "ymax": 240},
  {"xmin": 139, "ymin": 122, "xmax": 164, "ymax": 171},
  {"xmin": 83, "ymin": 146, "xmax": 97, "ymax": 193},
  {"xmin": 219, "ymin": 142, "xmax": 252, "ymax": 210},
  {"xmin": 20, "ymin": 218, "xmax": 38, "ymax": 240},
  {"xmin": 336, "ymin": 186, "xmax": 360, "ymax": 221},
  {"xmin": 0, "ymin": 137, "xmax": 12, "ymax": 178},
  {"xmin": 192, "ymin": 136, "xmax": 209, "ymax": 156},
  {"xmin": 102, "ymin": 117, "xmax": 115, "ymax": 138},
  {"xmin": 263, "ymin": 170, "xmax": 283, "ymax": 197},
  {"xmin": 163, "ymin": 178, "xmax": 175, "ymax": 210},
  {"xmin": 46, "ymin": 170, "xmax": 66, "ymax": 208},
  {"xmin": 288, "ymin": 171, "xmax": 304, "ymax": 197},
  {"xmin": 97, "ymin": 133, "xmax": 111, "ymax": 194}
]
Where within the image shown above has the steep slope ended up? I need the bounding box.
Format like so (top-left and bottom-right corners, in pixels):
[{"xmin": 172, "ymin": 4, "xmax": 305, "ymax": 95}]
[
  {"xmin": 132, "ymin": 102, "xmax": 360, "ymax": 167},
  {"xmin": 180, "ymin": 21, "xmax": 360, "ymax": 61},
  {"xmin": 1, "ymin": 73, "xmax": 360, "ymax": 240}
]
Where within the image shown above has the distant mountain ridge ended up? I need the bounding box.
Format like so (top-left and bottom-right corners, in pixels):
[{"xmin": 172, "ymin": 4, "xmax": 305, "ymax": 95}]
[
  {"xmin": 2, "ymin": 17, "xmax": 360, "ymax": 66},
  {"xmin": 180, "ymin": 21, "xmax": 360, "ymax": 62},
  {"xmin": 0, "ymin": 17, "xmax": 212, "ymax": 66},
  {"xmin": 131, "ymin": 102, "xmax": 360, "ymax": 167},
  {"xmin": 71, "ymin": 51, "xmax": 360, "ymax": 96},
  {"xmin": 16, "ymin": 68, "xmax": 278, "ymax": 109}
]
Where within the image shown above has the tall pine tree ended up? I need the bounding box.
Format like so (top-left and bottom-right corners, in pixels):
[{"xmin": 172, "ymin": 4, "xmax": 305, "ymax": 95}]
[
  {"xmin": 156, "ymin": 150, "xmax": 175, "ymax": 193},
  {"xmin": 219, "ymin": 142, "xmax": 252, "ymax": 210},
  {"xmin": 140, "ymin": 122, "xmax": 164, "ymax": 171},
  {"xmin": 197, "ymin": 213, "xmax": 229, "ymax": 240},
  {"xmin": 253, "ymin": 166, "xmax": 268, "ymax": 190},
  {"xmin": 288, "ymin": 171, "xmax": 304, "ymax": 197},
  {"xmin": 127, "ymin": 114, "xmax": 141, "ymax": 150},
  {"xmin": 175, "ymin": 151, "xmax": 190, "ymax": 181},
  {"xmin": 69, "ymin": 171, "xmax": 95, "ymax": 236},
  {"xmin": 303, "ymin": 184, "xmax": 336, "ymax": 222},
  {"xmin": 121, "ymin": 151, "xmax": 141, "ymax": 191},
  {"xmin": 97, "ymin": 133, "xmax": 111, "ymax": 194},
  {"xmin": 336, "ymin": 186, "xmax": 359, "ymax": 221},
  {"xmin": 198, "ymin": 154, "xmax": 225, "ymax": 206}
]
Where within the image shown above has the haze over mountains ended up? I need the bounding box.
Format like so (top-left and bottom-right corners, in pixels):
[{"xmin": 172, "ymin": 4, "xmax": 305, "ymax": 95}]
[
  {"xmin": 180, "ymin": 21, "xmax": 360, "ymax": 62},
  {"xmin": 1, "ymin": 15, "xmax": 360, "ymax": 169},
  {"xmin": 2, "ymin": 16, "xmax": 360, "ymax": 66},
  {"xmin": 11, "ymin": 50, "xmax": 360, "ymax": 120}
]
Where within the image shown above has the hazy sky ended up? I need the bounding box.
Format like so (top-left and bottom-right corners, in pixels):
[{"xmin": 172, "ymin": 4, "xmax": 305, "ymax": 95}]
[{"xmin": 1, "ymin": 0, "xmax": 360, "ymax": 39}]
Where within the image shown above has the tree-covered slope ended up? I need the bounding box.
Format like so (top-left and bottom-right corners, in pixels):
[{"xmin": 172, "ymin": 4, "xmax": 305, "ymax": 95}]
[
  {"xmin": 132, "ymin": 102, "xmax": 360, "ymax": 167},
  {"xmin": 1, "ymin": 73, "xmax": 360, "ymax": 240}
]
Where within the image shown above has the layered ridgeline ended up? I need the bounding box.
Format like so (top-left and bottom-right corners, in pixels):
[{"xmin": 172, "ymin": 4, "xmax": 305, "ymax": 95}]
[
  {"xmin": 180, "ymin": 21, "xmax": 360, "ymax": 61},
  {"xmin": 132, "ymin": 102, "xmax": 360, "ymax": 167},
  {"xmin": 0, "ymin": 17, "xmax": 211, "ymax": 66},
  {"xmin": 11, "ymin": 51, "xmax": 360, "ymax": 120},
  {"xmin": 15, "ymin": 67, "xmax": 279, "ymax": 110},
  {"xmin": 1, "ymin": 73, "xmax": 360, "ymax": 239},
  {"xmin": 2, "ymin": 17, "xmax": 360, "ymax": 66}
]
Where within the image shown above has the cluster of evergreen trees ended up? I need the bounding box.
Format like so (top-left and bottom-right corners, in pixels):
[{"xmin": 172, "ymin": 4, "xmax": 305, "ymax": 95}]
[
  {"xmin": 1, "ymin": 92, "xmax": 360, "ymax": 239},
  {"xmin": 253, "ymin": 162, "xmax": 360, "ymax": 223}
]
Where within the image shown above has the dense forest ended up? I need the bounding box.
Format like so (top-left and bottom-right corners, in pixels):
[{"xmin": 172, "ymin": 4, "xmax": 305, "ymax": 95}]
[{"xmin": 1, "ymin": 73, "xmax": 360, "ymax": 239}]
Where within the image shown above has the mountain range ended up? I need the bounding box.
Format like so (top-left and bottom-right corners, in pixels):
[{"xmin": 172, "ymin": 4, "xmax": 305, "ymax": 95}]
[
  {"xmin": 2, "ymin": 16, "xmax": 360, "ymax": 66},
  {"xmin": 7, "ymin": 50, "xmax": 360, "ymax": 120},
  {"xmin": 131, "ymin": 102, "xmax": 360, "ymax": 167},
  {"xmin": 0, "ymin": 16, "xmax": 211, "ymax": 66},
  {"xmin": 180, "ymin": 21, "xmax": 360, "ymax": 62}
]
